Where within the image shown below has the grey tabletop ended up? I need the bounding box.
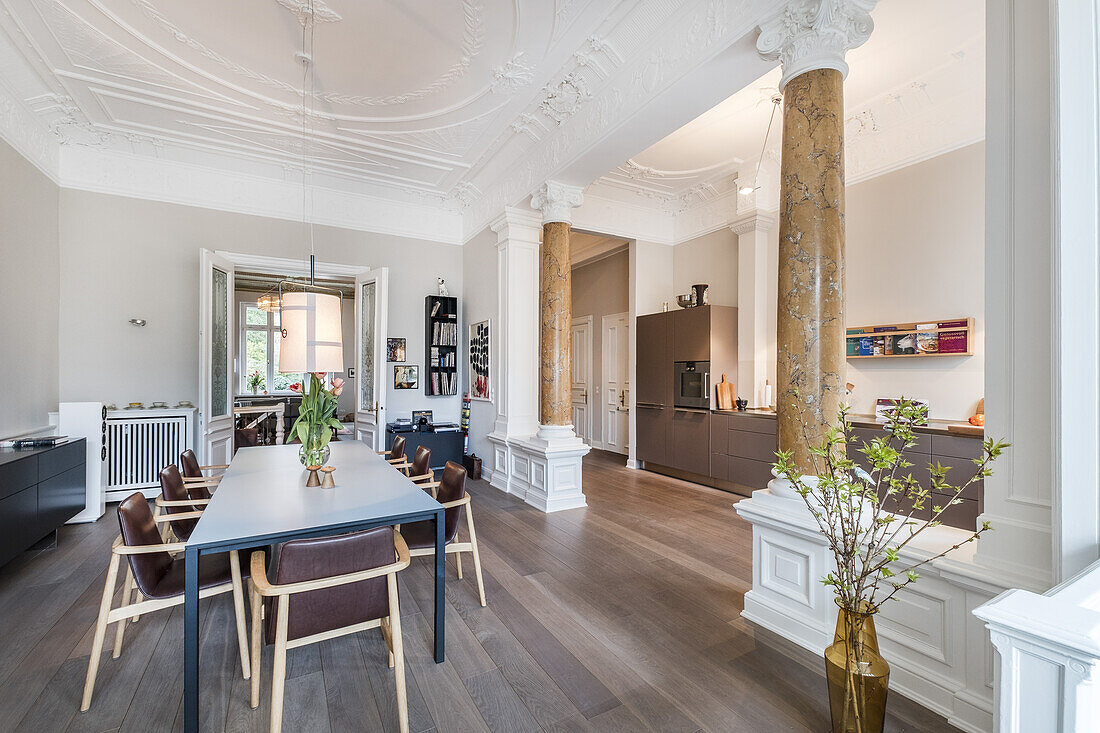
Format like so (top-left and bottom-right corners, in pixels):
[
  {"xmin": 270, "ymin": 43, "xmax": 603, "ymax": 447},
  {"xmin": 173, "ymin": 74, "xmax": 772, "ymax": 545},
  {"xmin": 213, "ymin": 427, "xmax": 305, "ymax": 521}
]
[{"xmin": 186, "ymin": 441, "xmax": 443, "ymax": 549}]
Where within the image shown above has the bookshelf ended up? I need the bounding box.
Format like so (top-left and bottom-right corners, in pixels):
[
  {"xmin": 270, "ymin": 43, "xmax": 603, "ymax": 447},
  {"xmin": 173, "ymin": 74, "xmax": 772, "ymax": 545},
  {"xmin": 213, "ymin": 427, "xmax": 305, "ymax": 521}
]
[
  {"xmin": 846, "ymin": 317, "xmax": 974, "ymax": 359},
  {"xmin": 425, "ymin": 295, "xmax": 459, "ymax": 396}
]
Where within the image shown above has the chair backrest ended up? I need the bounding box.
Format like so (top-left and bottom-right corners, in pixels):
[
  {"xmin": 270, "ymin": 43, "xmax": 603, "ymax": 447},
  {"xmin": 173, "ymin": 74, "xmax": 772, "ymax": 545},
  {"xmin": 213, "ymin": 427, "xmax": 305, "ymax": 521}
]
[
  {"xmin": 159, "ymin": 465, "xmax": 199, "ymax": 540},
  {"xmin": 117, "ymin": 492, "xmax": 173, "ymax": 598},
  {"xmin": 265, "ymin": 526, "xmax": 396, "ymax": 644},
  {"xmin": 437, "ymin": 461, "xmax": 467, "ymax": 543},
  {"xmin": 411, "ymin": 445, "xmax": 431, "ymax": 477},
  {"xmin": 179, "ymin": 449, "xmax": 202, "ymax": 479},
  {"xmin": 389, "ymin": 434, "xmax": 406, "ymax": 461}
]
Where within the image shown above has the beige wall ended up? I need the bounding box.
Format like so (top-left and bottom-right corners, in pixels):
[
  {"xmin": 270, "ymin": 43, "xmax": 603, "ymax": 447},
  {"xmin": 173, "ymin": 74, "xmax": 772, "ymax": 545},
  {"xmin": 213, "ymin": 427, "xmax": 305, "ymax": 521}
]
[
  {"xmin": 460, "ymin": 227, "xmax": 498, "ymax": 463},
  {"xmin": 0, "ymin": 138, "xmax": 59, "ymax": 439},
  {"xmin": 57, "ymin": 190, "xmax": 464, "ymax": 427},
  {"xmin": 673, "ymin": 227, "xmax": 738, "ymax": 307},
  {"xmin": 572, "ymin": 249, "xmax": 629, "ymax": 447},
  {"xmin": 845, "ymin": 142, "xmax": 985, "ymax": 420}
]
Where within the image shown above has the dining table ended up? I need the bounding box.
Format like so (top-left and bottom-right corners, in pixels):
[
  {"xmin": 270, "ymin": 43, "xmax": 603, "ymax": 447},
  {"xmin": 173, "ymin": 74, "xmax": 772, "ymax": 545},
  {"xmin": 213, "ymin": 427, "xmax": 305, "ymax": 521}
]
[{"xmin": 183, "ymin": 441, "xmax": 446, "ymax": 732}]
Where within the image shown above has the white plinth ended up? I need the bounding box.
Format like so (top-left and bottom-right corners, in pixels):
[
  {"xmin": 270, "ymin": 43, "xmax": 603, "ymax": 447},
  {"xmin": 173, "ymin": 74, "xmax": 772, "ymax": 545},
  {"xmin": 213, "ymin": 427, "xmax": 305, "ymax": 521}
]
[
  {"xmin": 486, "ymin": 426, "xmax": 590, "ymax": 512},
  {"xmin": 735, "ymin": 488, "xmax": 1012, "ymax": 733}
]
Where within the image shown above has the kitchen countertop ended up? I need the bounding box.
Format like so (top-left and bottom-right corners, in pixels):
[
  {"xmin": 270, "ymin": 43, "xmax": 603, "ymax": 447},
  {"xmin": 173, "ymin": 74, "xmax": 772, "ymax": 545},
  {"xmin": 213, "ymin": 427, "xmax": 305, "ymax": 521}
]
[{"xmin": 711, "ymin": 407, "xmax": 983, "ymax": 437}]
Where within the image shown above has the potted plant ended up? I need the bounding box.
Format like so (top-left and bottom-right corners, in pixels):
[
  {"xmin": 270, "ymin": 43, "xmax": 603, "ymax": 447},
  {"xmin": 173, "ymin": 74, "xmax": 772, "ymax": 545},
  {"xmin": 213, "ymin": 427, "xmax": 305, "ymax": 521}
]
[
  {"xmin": 288, "ymin": 373, "xmax": 345, "ymax": 467},
  {"xmin": 773, "ymin": 397, "xmax": 1006, "ymax": 733},
  {"xmin": 246, "ymin": 371, "xmax": 264, "ymax": 394}
]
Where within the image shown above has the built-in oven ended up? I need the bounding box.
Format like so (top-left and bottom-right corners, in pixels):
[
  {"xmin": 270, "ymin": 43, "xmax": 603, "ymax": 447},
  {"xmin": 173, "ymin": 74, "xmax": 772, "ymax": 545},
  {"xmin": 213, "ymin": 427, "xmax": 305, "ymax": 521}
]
[{"xmin": 674, "ymin": 361, "xmax": 710, "ymax": 409}]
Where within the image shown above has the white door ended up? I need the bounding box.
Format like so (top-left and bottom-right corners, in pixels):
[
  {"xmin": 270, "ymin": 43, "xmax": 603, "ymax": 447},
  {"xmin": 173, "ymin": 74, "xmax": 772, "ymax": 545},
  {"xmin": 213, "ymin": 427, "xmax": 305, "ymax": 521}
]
[
  {"xmin": 571, "ymin": 316, "xmax": 593, "ymax": 444},
  {"xmin": 198, "ymin": 249, "xmax": 235, "ymax": 464},
  {"xmin": 354, "ymin": 268, "xmax": 389, "ymax": 449},
  {"xmin": 602, "ymin": 312, "xmax": 629, "ymax": 455}
]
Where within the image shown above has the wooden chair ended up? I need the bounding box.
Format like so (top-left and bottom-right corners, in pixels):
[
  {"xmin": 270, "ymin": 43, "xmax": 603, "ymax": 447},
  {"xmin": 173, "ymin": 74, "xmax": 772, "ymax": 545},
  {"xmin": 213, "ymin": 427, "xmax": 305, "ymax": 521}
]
[
  {"xmin": 81, "ymin": 493, "xmax": 250, "ymax": 712},
  {"xmin": 395, "ymin": 445, "xmax": 432, "ymax": 482},
  {"xmin": 398, "ymin": 462, "xmax": 486, "ymax": 607},
  {"xmin": 249, "ymin": 527, "xmax": 411, "ymax": 733},
  {"xmin": 153, "ymin": 464, "xmax": 215, "ymax": 543},
  {"xmin": 179, "ymin": 448, "xmax": 228, "ymax": 487},
  {"xmin": 378, "ymin": 434, "xmax": 407, "ymax": 466}
]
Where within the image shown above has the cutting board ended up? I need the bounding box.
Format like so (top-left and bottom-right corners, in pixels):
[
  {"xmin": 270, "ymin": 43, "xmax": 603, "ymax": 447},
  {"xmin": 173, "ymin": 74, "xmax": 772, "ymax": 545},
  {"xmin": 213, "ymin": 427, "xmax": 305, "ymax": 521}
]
[
  {"xmin": 716, "ymin": 374, "xmax": 735, "ymax": 411},
  {"xmin": 947, "ymin": 423, "xmax": 984, "ymax": 437}
]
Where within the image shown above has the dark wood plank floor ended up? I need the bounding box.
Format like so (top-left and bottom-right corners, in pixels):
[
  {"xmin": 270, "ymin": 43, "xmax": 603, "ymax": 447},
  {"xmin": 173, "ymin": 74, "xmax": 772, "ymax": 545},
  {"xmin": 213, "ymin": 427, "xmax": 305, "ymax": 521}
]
[{"xmin": 0, "ymin": 449, "xmax": 959, "ymax": 732}]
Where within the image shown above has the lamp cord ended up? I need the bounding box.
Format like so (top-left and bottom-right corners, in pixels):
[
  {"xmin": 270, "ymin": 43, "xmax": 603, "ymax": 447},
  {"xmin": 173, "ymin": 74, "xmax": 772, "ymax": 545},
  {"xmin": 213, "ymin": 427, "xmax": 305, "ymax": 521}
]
[
  {"xmin": 301, "ymin": 0, "xmax": 316, "ymax": 285},
  {"xmin": 750, "ymin": 95, "xmax": 782, "ymax": 191}
]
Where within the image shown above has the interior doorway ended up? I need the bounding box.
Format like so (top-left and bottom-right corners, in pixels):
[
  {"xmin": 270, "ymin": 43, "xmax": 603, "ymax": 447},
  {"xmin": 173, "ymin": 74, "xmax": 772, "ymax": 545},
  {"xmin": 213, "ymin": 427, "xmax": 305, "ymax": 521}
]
[{"xmin": 197, "ymin": 250, "xmax": 387, "ymax": 461}]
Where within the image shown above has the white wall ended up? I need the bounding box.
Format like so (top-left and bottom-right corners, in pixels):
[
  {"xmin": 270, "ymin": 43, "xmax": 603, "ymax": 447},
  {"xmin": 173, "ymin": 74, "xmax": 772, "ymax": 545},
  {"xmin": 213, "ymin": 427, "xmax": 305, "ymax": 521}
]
[
  {"xmin": 672, "ymin": 228, "xmax": 738, "ymax": 307},
  {"xmin": 572, "ymin": 249, "xmax": 629, "ymax": 447},
  {"xmin": 0, "ymin": 137, "xmax": 59, "ymax": 439},
  {"xmin": 461, "ymin": 227, "xmax": 498, "ymax": 464},
  {"xmin": 845, "ymin": 142, "xmax": 985, "ymax": 421},
  {"xmin": 57, "ymin": 190, "xmax": 463, "ymax": 427}
]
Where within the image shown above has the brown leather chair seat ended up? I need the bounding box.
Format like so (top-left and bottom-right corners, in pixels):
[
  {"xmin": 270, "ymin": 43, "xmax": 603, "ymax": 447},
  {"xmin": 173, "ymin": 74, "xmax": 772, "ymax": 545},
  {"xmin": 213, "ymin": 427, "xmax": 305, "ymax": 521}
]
[{"xmin": 397, "ymin": 462, "xmax": 465, "ymax": 549}]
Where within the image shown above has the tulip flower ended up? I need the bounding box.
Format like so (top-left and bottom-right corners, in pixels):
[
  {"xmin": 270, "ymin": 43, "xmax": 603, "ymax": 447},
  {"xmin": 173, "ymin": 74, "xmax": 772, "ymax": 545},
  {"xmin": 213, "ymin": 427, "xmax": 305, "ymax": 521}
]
[{"xmin": 289, "ymin": 382, "xmax": 302, "ymax": 393}]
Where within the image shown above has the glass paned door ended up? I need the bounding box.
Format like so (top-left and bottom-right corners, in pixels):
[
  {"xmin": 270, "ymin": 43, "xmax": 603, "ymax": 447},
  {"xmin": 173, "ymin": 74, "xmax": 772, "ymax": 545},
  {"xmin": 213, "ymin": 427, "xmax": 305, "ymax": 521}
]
[{"xmin": 354, "ymin": 268, "xmax": 388, "ymax": 449}]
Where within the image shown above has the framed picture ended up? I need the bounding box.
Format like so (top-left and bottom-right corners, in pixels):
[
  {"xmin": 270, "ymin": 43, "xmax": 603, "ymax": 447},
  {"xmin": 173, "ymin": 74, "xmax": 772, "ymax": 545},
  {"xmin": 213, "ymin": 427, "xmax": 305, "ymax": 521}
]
[
  {"xmin": 394, "ymin": 365, "xmax": 418, "ymax": 390},
  {"xmin": 387, "ymin": 338, "xmax": 406, "ymax": 362},
  {"xmin": 469, "ymin": 319, "xmax": 491, "ymax": 401}
]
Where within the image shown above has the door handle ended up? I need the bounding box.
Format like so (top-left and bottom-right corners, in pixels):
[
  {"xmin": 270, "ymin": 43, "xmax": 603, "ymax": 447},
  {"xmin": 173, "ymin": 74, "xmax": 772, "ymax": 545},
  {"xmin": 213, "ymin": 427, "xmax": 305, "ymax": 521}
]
[{"xmin": 637, "ymin": 402, "xmax": 664, "ymax": 409}]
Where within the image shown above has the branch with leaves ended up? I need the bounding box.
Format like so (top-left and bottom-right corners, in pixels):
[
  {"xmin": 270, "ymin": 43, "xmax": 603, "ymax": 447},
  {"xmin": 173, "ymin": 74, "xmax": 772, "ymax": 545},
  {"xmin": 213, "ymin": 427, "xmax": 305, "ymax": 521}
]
[{"xmin": 773, "ymin": 396, "xmax": 1007, "ymax": 615}]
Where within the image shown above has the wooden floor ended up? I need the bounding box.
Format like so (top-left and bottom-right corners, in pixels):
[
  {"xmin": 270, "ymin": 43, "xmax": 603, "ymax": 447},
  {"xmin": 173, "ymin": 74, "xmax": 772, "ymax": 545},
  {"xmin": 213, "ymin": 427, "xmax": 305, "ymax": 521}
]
[{"xmin": 0, "ymin": 449, "xmax": 960, "ymax": 733}]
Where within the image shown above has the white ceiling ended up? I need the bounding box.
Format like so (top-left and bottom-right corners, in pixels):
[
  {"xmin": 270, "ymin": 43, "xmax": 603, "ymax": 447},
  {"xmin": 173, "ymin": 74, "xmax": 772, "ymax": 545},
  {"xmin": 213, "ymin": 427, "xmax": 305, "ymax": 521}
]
[
  {"xmin": 0, "ymin": 0, "xmax": 606, "ymax": 197},
  {"xmin": 591, "ymin": 0, "xmax": 985, "ymax": 209}
]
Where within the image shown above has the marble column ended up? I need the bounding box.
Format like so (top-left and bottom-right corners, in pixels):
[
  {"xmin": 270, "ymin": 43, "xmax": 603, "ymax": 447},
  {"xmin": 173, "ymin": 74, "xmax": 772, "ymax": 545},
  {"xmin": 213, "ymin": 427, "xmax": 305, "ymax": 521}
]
[
  {"xmin": 758, "ymin": 0, "xmax": 877, "ymax": 474},
  {"xmin": 539, "ymin": 220, "xmax": 573, "ymax": 428},
  {"xmin": 774, "ymin": 68, "xmax": 846, "ymax": 471},
  {"xmin": 530, "ymin": 181, "xmax": 584, "ymax": 440}
]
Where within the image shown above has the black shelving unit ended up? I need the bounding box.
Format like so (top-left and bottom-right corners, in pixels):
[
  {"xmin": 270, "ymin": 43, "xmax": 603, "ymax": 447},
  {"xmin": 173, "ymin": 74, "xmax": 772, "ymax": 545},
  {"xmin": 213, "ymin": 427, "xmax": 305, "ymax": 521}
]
[{"xmin": 425, "ymin": 295, "xmax": 459, "ymax": 396}]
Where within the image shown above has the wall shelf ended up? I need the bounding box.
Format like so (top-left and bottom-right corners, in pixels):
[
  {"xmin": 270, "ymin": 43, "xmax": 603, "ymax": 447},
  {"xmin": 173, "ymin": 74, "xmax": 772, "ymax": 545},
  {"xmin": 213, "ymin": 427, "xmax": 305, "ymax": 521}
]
[
  {"xmin": 425, "ymin": 295, "xmax": 459, "ymax": 396},
  {"xmin": 846, "ymin": 317, "xmax": 974, "ymax": 359}
]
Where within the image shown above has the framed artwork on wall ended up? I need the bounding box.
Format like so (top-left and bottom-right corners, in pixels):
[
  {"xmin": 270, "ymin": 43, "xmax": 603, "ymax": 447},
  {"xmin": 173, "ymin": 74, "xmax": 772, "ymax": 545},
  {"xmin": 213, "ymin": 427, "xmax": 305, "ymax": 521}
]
[
  {"xmin": 394, "ymin": 365, "xmax": 418, "ymax": 390},
  {"xmin": 469, "ymin": 319, "xmax": 491, "ymax": 401},
  {"xmin": 387, "ymin": 338, "xmax": 406, "ymax": 362}
]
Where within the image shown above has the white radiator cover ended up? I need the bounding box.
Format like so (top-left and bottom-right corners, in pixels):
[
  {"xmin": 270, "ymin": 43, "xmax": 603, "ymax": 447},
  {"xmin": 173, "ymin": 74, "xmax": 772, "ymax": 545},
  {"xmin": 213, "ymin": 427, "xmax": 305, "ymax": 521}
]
[{"xmin": 105, "ymin": 408, "xmax": 195, "ymax": 501}]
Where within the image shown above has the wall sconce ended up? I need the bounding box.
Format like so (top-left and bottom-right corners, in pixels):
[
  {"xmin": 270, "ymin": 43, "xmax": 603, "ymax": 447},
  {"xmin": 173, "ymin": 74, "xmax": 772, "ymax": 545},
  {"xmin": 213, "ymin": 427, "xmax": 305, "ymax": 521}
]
[{"xmin": 129, "ymin": 318, "xmax": 147, "ymax": 327}]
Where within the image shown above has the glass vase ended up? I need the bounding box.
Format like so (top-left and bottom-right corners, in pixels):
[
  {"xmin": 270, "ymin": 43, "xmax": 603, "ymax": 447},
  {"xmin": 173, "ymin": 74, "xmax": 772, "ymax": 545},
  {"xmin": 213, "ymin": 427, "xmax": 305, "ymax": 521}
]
[
  {"xmin": 298, "ymin": 425, "xmax": 331, "ymax": 468},
  {"xmin": 824, "ymin": 600, "xmax": 890, "ymax": 733}
]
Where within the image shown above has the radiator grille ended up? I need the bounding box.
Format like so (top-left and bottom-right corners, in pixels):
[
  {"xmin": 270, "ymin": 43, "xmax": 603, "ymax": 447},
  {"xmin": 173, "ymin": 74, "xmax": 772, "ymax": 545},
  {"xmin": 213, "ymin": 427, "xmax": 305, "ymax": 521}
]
[{"xmin": 106, "ymin": 416, "xmax": 188, "ymax": 491}]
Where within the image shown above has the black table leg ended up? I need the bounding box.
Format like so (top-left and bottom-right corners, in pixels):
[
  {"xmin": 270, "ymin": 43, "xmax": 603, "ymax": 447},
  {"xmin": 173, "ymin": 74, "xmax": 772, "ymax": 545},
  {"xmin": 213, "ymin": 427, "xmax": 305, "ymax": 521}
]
[
  {"xmin": 184, "ymin": 546, "xmax": 200, "ymax": 732},
  {"xmin": 434, "ymin": 507, "xmax": 445, "ymax": 663}
]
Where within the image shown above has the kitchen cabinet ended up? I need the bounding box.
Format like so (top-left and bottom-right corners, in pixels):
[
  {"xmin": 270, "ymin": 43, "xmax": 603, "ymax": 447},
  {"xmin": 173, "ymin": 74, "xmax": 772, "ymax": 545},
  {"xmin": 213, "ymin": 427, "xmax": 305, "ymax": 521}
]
[
  {"xmin": 636, "ymin": 405, "xmax": 669, "ymax": 466},
  {"xmin": 671, "ymin": 409, "xmax": 710, "ymax": 475},
  {"xmin": 636, "ymin": 312, "xmax": 672, "ymax": 407}
]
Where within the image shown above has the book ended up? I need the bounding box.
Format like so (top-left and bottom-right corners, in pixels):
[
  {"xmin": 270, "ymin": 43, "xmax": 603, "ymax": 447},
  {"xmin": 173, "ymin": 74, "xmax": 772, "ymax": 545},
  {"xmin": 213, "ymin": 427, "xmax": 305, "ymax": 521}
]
[
  {"xmin": 937, "ymin": 320, "xmax": 970, "ymax": 354},
  {"xmin": 915, "ymin": 323, "xmax": 939, "ymax": 353},
  {"xmin": 12, "ymin": 436, "xmax": 68, "ymax": 449}
]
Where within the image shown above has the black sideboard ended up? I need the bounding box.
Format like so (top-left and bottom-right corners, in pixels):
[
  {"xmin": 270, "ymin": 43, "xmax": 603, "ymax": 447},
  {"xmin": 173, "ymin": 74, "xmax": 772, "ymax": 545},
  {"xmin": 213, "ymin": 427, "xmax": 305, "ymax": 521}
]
[
  {"xmin": 0, "ymin": 439, "xmax": 86, "ymax": 567},
  {"xmin": 385, "ymin": 430, "xmax": 463, "ymax": 472}
]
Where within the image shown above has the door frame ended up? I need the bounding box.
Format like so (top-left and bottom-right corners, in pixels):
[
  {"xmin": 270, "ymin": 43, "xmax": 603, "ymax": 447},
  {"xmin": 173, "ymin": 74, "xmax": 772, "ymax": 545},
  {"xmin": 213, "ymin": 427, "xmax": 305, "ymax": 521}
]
[
  {"xmin": 201, "ymin": 251, "xmax": 373, "ymax": 455},
  {"xmin": 354, "ymin": 267, "xmax": 389, "ymax": 449},
  {"xmin": 198, "ymin": 249, "xmax": 235, "ymax": 464},
  {"xmin": 571, "ymin": 315, "xmax": 594, "ymax": 447},
  {"xmin": 601, "ymin": 311, "xmax": 630, "ymax": 455}
]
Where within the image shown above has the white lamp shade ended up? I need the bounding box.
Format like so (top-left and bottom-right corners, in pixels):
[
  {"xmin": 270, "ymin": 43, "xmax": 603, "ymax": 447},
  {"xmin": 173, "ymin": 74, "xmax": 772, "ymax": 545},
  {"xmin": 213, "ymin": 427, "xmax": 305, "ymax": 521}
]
[{"xmin": 278, "ymin": 291, "xmax": 344, "ymax": 373}]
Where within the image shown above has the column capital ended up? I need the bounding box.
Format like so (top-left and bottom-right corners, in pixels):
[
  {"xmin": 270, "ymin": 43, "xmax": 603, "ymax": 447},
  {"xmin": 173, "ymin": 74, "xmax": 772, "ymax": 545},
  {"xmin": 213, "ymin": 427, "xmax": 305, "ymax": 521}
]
[
  {"xmin": 490, "ymin": 206, "xmax": 543, "ymax": 245},
  {"xmin": 757, "ymin": 0, "xmax": 878, "ymax": 91},
  {"xmin": 730, "ymin": 210, "xmax": 777, "ymax": 236},
  {"xmin": 530, "ymin": 181, "xmax": 584, "ymax": 225}
]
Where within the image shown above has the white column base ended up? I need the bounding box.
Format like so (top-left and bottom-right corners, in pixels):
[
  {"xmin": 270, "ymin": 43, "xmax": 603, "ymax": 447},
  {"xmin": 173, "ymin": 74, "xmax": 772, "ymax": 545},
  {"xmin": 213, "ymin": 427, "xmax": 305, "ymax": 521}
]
[
  {"xmin": 486, "ymin": 427, "xmax": 590, "ymax": 512},
  {"xmin": 736, "ymin": 488, "xmax": 1010, "ymax": 733}
]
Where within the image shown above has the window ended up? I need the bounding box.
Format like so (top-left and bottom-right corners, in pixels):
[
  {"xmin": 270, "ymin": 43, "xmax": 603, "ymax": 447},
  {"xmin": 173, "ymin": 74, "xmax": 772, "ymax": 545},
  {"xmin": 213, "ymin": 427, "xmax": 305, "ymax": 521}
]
[{"xmin": 239, "ymin": 303, "xmax": 300, "ymax": 394}]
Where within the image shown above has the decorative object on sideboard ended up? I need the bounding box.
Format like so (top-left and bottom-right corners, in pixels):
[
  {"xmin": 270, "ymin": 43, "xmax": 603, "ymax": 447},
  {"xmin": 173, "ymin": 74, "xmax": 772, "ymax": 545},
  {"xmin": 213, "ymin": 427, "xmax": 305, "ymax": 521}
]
[
  {"xmin": 128, "ymin": 318, "xmax": 146, "ymax": 327},
  {"xmin": 675, "ymin": 293, "xmax": 694, "ymax": 309},
  {"xmin": 412, "ymin": 410, "xmax": 433, "ymax": 431},
  {"xmin": 437, "ymin": 277, "xmax": 449, "ymax": 296},
  {"xmin": 386, "ymin": 338, "xmax": 406, "ymax": 362},
  {"xmin": 246, "ymin": 371, "xmax": 265, "ymax": 394},
  {"xmin": 735, "ymin": 398, "xmax": 748, "ymax": 411},
  {"xmin": 394, "ymin": 365, "xmax": 419, "ymax": 390},
  {"xmin": 692, "ymin": 283, "xmax": 709, "ymax": 307},
  {"xmin": 469, "ymin": 319, "xmax": 491, "ymax": 401},
  {"xmin": 969, "ymin": 397, "xmax": 985, "ymax": 427},
  {"xmin": 773, "ymin": 398, "xmax": 1005, "ymax": 733},
  {"xmin": 287, "ymin": 373, "xmax": 343, "ymax": 468}
]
